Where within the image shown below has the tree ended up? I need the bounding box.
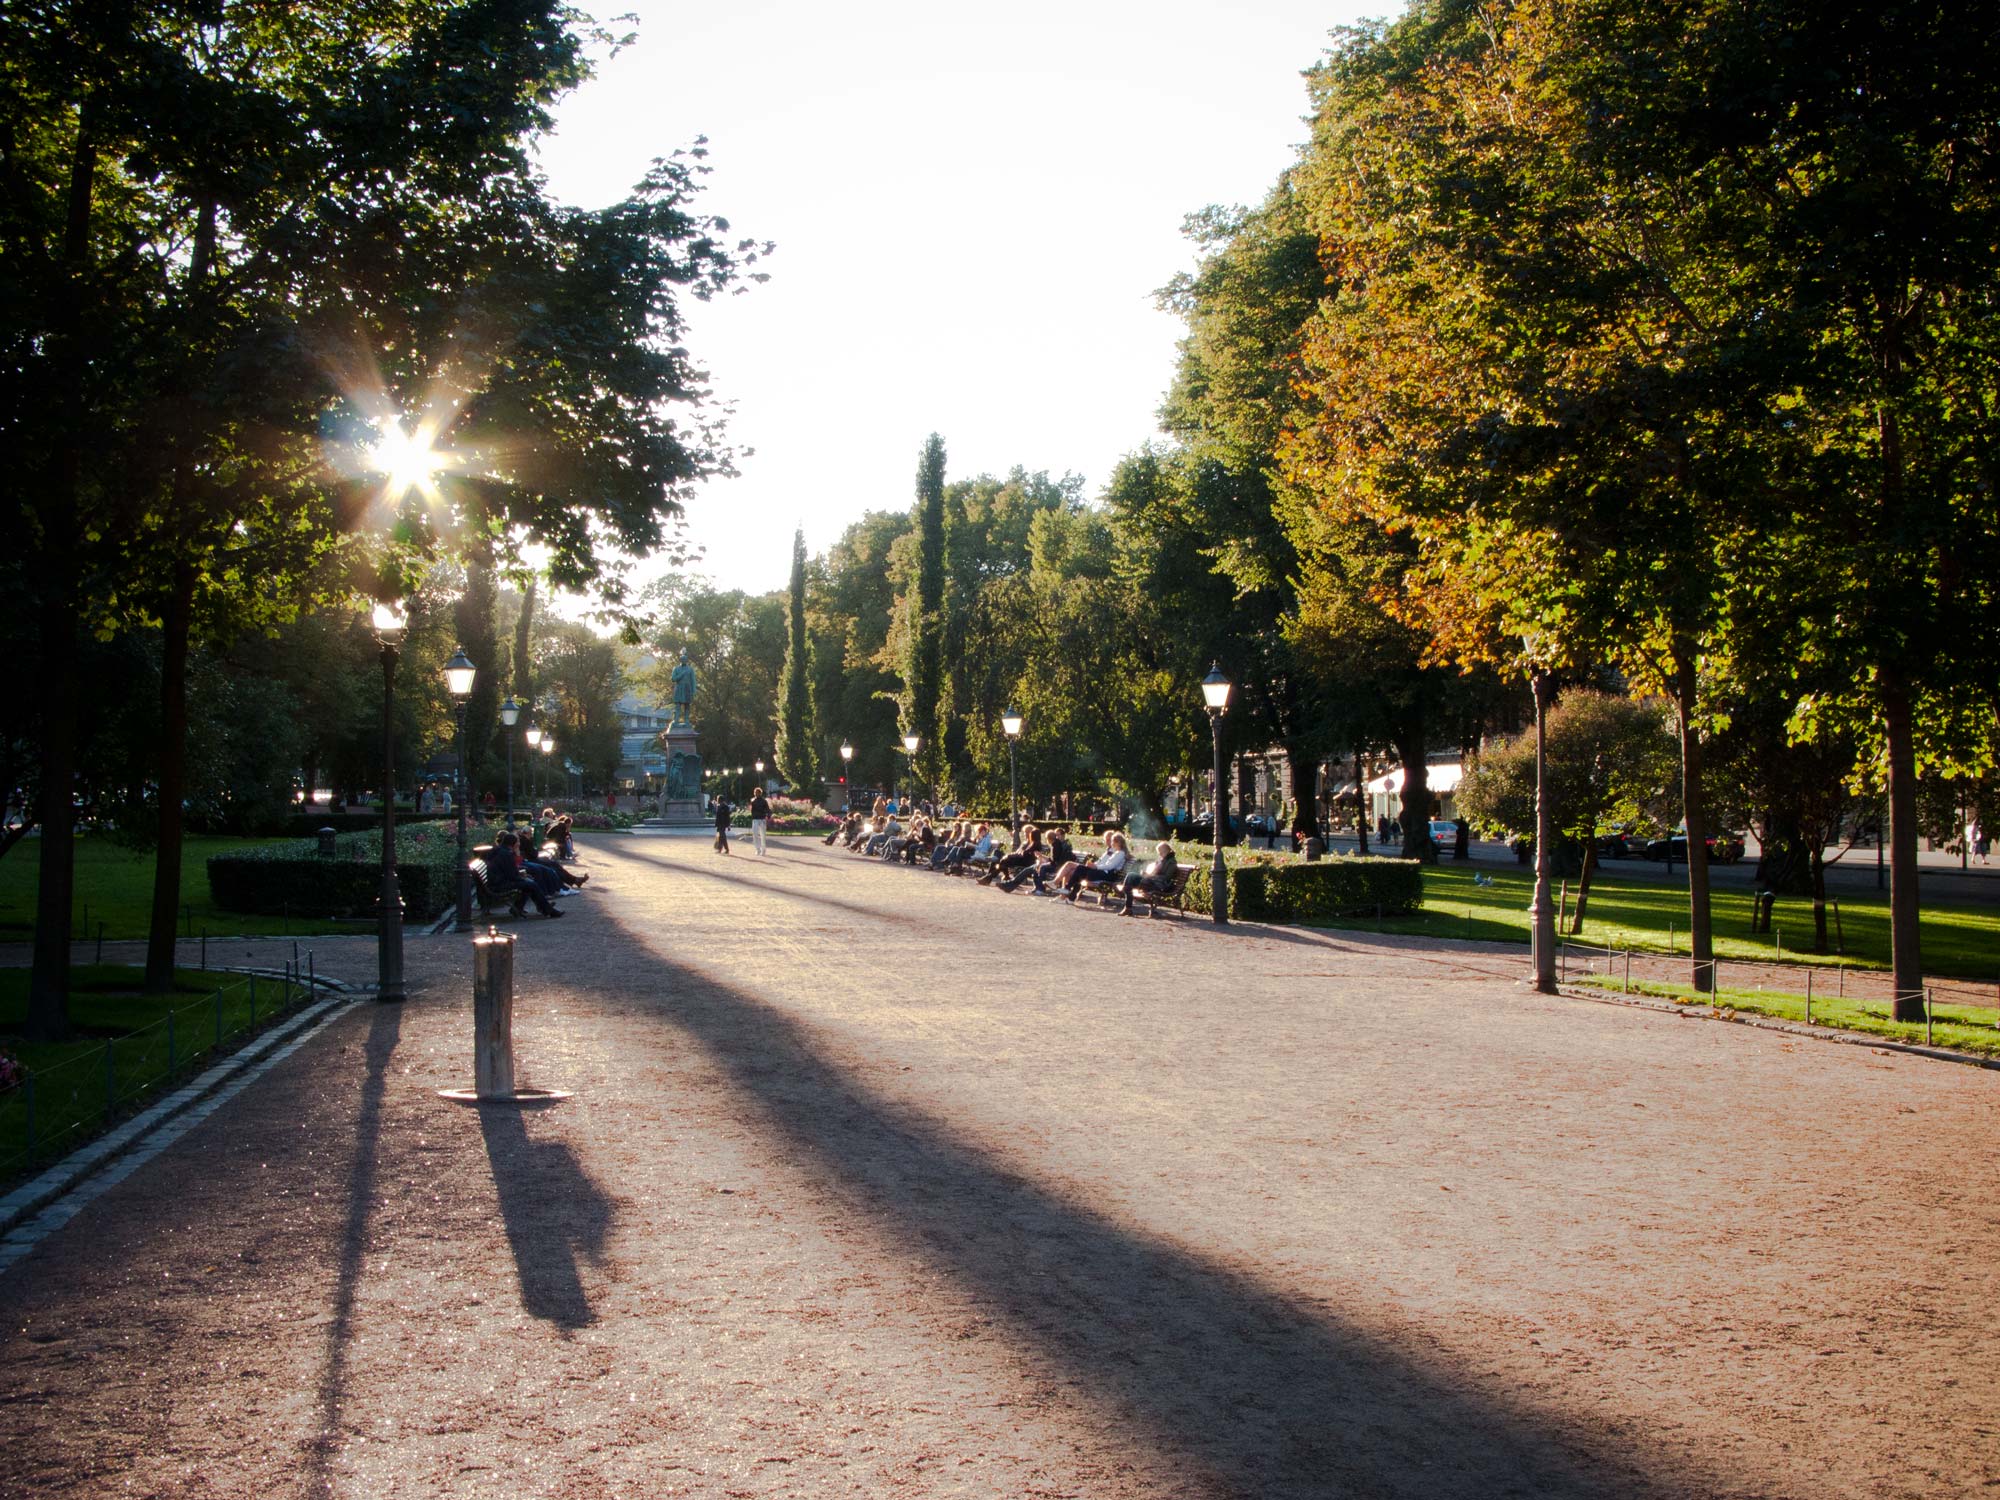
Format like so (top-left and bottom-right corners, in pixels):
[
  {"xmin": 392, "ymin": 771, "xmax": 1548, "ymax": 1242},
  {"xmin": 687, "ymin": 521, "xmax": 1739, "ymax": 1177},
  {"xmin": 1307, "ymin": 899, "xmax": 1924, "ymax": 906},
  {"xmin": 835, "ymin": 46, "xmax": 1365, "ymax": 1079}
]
[
  {"xmin": 775, "ymin": 527, "xmax": 814, "ymax": 792},
  {"xmin": 2, "ymin": 1, "xmax": 765, "ymax": 1032},
  {"xmin": 1457, "ymin": 690, "xmax": 1680, "ymax": 931},
  {"xmin": 903, "ymin": 434, "xmax": 947, "ymax": 783}
]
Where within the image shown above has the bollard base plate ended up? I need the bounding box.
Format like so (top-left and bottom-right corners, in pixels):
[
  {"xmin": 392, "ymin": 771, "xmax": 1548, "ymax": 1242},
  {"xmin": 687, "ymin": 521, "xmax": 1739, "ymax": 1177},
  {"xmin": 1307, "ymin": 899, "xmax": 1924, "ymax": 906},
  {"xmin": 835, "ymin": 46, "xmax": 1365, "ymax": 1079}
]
[{"xmin": 437, "ymin": 1087, "xmax": 571, "ymax": 1106}]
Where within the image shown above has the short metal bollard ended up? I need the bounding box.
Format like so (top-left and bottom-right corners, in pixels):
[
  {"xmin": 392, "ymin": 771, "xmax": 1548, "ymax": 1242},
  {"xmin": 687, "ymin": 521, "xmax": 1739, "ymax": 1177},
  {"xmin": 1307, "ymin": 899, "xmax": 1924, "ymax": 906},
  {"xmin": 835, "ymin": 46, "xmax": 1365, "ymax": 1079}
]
[
  {"xmin": 1303, "ymin": 837, "xmax": 1324, "ymax": 863},
  {"xmin": 439, "ymin": 927, "xmax": 569, "ymax": 1106},
  {"xmin": 317, "ymin": 826, "xmax": 338, "ymax": 858}
]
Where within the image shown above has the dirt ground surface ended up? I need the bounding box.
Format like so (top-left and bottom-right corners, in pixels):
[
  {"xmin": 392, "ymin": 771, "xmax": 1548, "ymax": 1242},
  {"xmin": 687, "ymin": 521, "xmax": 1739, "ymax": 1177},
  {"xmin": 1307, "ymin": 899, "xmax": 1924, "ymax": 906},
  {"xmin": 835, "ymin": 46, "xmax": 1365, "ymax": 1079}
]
[{"xmin": 2, "ymin": 834, "xmax": 1997, "ymax": 1499}]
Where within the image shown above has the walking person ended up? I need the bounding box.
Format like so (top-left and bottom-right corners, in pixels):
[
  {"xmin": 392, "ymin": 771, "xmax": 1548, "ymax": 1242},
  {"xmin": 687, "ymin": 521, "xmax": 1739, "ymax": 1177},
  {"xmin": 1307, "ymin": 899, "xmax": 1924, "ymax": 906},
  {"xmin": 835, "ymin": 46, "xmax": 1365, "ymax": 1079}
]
[
  {"xmin": 749, "ymin": 786, "xmax": 771, "ymax": 857},
  {"xmin": 713, "ymin": 793, "xmax": 734, "ymax": 854}
]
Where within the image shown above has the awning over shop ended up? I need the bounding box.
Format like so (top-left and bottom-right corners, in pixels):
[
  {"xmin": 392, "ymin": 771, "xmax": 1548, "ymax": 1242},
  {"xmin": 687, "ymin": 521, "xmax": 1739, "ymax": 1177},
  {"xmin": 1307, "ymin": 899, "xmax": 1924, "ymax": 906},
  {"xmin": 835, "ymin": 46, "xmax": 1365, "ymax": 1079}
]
[{"xmin": 1363, "ymin": 763, "xmax": 1464, "ymax": 796}]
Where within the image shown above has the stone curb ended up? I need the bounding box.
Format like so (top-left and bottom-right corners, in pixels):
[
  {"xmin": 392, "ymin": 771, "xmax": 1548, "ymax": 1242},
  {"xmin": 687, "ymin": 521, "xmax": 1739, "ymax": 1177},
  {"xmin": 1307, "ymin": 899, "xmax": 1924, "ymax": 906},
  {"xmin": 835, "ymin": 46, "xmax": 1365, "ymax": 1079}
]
[
  {"xmin": 0, "ymin": 971, "xmax": 362, "ymax": 1252},
  {"xmin": 1553, "ymin": 979, "xmax": 2000, "ymax": 1072}
]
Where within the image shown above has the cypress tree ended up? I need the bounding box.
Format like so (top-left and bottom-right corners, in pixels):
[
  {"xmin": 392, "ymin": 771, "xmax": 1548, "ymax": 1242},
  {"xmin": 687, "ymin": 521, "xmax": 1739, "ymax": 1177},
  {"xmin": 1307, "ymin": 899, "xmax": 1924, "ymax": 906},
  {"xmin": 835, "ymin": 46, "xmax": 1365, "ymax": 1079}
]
[
  {"xmin": 907, "ymin": 434, "xmax": 947, "ymax": 783},
  {"xmin": 775, "ymin": 526, "xmax": 815, "ymax": 791}
]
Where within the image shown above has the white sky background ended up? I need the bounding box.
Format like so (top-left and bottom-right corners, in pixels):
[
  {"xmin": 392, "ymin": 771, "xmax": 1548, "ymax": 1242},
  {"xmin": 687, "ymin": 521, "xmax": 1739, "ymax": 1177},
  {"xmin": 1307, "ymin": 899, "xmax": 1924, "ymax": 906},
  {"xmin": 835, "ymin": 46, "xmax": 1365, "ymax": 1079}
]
[{"xmin": 535, "ymin": 0, "xmax": 1386, "ymax": 598}]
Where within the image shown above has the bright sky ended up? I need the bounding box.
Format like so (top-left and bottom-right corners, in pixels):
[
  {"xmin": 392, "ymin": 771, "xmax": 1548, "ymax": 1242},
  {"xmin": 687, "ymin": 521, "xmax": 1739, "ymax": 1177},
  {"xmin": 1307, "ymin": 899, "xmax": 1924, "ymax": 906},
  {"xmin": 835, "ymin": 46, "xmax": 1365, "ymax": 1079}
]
[{"xmin": 536, "ymin": 0, "xmax": 1385, "ymax": 597}]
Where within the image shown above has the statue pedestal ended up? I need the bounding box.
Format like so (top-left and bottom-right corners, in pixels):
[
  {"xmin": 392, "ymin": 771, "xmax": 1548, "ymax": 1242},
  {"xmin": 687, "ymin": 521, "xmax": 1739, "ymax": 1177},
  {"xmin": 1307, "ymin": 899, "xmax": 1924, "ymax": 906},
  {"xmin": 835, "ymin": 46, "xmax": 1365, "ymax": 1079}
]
[{"xmin": 652, "ymin": 721, "xmax": 708, "ymax": 826}]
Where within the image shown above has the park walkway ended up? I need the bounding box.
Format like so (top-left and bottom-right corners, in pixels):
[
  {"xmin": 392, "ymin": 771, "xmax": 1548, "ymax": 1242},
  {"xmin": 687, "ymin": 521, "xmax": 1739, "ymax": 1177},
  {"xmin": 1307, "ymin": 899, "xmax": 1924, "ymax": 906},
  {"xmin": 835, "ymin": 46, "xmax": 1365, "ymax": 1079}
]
[{"xmin": 0, "ymin": 836, "xmax": 1995, "ymax": 1498}]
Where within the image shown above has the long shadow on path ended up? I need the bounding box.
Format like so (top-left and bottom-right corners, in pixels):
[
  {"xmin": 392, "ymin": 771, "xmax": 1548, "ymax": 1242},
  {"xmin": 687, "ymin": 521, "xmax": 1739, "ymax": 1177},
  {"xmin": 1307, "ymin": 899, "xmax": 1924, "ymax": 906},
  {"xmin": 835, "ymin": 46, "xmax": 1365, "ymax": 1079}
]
[
  {"xmin": 477, "ymin": 1104, "xmax": 614, "ymax": 1330},
  {"xmin": 582, "ymin": 908, "xmax": 1735, "ymax": 1500}
]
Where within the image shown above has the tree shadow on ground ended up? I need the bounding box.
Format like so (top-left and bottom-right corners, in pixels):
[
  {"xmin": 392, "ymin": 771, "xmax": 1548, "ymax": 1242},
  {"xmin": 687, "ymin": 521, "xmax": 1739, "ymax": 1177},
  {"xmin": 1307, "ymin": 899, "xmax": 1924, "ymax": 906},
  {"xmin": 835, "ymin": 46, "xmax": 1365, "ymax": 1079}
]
[
  {"xmin": 304, "ymin": 1001, "xmax": 401, "ymax": 1498},
  {"xmin": 586, "ymin": 911, "xmax": 1727, "ymax": 1500},
  {"xmin": 477, "ymin": 1104, "xmax": 613, "ymax": 1330}
]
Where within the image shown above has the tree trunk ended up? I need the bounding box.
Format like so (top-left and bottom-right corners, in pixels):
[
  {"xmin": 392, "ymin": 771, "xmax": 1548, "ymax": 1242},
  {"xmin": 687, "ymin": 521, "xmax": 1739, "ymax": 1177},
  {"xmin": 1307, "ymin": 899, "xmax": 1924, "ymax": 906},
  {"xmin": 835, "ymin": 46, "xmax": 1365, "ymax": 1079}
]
[
  {"xmin": 1810, "ymin": 842, "xmax": 1829, "ymax": 954},
  {"xmin": 1672, "ymin": 650, "xmax": 1715, "ymax": 993},
  {"xmin": 1881, "ymin": 672, "xmax": 1924, "ymax": 1018},
  {"xmin": 145, "ymin": 558, "xmax": 196, "ymax": 993},
  {"xmin": 1569, "ymin": 839, "xmax": 1596, "ymax": 933},
  {"xmin": 1395, "ymin": 729, "xmax": 1432, "ymax": 862},
  {"xmin": 28, "ymin": 584, "xmax": 78, "ymax": 1039},
  {"xmin": 1354, "ymin": 745, "xmax": 1369, "ymax": 855}
]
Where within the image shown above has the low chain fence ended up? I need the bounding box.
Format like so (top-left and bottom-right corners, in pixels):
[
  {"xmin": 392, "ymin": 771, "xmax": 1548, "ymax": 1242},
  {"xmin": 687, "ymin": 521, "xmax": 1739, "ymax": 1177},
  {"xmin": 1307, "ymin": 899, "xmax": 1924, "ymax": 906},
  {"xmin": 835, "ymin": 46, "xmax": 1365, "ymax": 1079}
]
[
  {"xmin": 1555, "ymin": 939, "xmax": 2000, "ymax": 1057},
  {"xmin": 0, "ymin": 960, "xmax": 324, "ymax": 1185}
]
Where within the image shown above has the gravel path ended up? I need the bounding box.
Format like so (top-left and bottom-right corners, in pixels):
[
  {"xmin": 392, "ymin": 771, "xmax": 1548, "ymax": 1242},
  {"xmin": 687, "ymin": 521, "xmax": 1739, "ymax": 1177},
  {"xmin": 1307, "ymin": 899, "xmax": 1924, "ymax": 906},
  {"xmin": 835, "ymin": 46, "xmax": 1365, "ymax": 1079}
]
[{"xmin": 1, "ymin": 834, "xmax": 1995, "ymax": 1498}]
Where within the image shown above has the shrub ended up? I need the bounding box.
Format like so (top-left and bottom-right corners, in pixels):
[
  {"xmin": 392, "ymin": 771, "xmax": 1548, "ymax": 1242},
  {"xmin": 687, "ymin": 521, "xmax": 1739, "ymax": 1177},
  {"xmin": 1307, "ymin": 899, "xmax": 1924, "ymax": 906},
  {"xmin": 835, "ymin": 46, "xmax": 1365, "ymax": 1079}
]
[
  {"xmin": 1182, "ymin": 852, "xmax": 1423, "ymax": 921},
  {"xmin": 207, "ymin": 828, "xmax": 459, "ymax": 920}
]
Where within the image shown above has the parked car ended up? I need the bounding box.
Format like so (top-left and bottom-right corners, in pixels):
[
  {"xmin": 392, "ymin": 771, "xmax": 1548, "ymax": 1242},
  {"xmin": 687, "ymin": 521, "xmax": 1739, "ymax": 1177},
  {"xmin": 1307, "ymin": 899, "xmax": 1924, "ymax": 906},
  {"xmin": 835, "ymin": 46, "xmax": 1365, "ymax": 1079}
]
[
  {"xmin": 1427, "ymin": 818, "xmax": 1461, "ymax": 849},
  {"xmin": 1643, "ymin": 830, "xmax": 1745, "ymax": 864},
  {"xmin": 1595, "ymin": 827, "xmax": 1650, "ymax": 860}
]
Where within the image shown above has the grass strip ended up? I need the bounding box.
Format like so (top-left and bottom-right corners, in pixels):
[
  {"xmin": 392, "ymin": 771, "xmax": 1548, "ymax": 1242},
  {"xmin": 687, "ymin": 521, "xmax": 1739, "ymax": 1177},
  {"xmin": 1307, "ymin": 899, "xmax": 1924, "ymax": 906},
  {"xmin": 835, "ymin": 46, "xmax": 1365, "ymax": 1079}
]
[{"xmin": 0, "ymin": 964, "xmax": 315, "ymax": 1182}]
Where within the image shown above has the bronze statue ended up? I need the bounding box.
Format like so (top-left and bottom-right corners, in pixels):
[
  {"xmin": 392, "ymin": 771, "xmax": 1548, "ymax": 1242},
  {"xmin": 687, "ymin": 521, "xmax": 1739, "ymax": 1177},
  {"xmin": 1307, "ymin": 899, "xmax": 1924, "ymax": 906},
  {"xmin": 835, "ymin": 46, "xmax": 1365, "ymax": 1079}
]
[{"xmin": 670, "ymin": 648, "xmax": 697, "ymax": 726}]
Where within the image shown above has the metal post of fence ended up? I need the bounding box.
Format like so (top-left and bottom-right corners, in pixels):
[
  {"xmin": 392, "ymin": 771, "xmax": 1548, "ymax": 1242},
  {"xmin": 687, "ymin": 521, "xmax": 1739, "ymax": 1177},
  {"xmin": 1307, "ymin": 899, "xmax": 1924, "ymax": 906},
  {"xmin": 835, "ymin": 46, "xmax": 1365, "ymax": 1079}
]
[
  {"xmin": 1804, "ymin": 970, "xmax": 1813, "ymax": 1026},
  {"xmin": 1926, "ymin": 988, "xmax": 1933, "ymax": 1047},
  {"xmin": 200, "ymin": 931, "xmax": 207, "ymax": 970},
  {"xmin": 96, "ymin": 921, "xmax": 104, "ymax": 964},
  {"xmin": 1668, "ymin": 921, "xmax": 1675, "ymax": 953},
  {"xmin": 1775, "ymin": 928, "xmax": 1782, "ymax": 962}
]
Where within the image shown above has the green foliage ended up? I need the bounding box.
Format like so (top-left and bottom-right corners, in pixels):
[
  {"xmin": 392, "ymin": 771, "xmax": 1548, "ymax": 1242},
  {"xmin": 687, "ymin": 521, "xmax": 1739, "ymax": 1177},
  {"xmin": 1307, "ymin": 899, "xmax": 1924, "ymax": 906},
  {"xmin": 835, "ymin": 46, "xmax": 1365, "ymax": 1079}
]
[
  {"xmin": 1181, "ymin": 851, "xmax": 1424, "ymax": 921},
  {"xmin": 642, "ymin": 574, "xmax": 785, "ymax": 774},
  {"xmin": 1458, "ymin": 691, "xmax": 1679, "ymax": 843},
  {"xmin": 206, "ymin": 828, "xmax": 459, "ymax": 921},
  {"xmin": 904, "ymin": 435, "xmax": 948, "ymax": 783},
  {"xmin": 775, "ymin": 528, "xmax": 815, "ymax": 790}
]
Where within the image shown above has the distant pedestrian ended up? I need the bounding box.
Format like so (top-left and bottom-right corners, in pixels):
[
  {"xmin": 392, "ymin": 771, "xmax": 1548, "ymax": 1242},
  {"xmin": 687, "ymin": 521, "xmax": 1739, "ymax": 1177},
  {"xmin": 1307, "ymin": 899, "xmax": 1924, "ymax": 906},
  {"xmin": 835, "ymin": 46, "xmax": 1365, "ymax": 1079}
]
[
  {"xmin": 748, "ymin": 788, "xmax": 771, "ymax": 856},
  {"xmin": 1973, "ymin": 818, "xmax": 1990, "ymax": 866},
  {"xmin": 713, "ymin": 795, "xmax": 733, "ymax": 854}
]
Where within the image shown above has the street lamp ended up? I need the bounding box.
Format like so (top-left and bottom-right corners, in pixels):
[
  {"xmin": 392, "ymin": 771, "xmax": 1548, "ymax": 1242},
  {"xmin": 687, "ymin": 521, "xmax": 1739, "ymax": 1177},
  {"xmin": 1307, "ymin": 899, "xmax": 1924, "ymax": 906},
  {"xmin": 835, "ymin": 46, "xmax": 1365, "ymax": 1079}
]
[
  {"xmin": 1201, "ymin": 663, "xmax": 1232, "ymax": 926},
  {"xmin": 445, "ymin": 648, "xmax": 476, "ymax": 931},
  {"xmin": 839, "ymin": 740, "xmax": 853, "ymax": 807},
  {"xmin": 1528, "ymin": 662, "xmax": 1557, "ymax": 994},
  {"xmin": 500, "ymin": 697, "xmax": 519, "ymax": 826},
  {"xmin": 1001, "ymin": 708, "xmax": 1023, "ymax": 841},
  {"xmin": 524, "ymin": 717, "xmax": 543, "ymax": 802},
  {"xmin": 371, "ymin": 600, "xmax": 408, "ymax": 1002},
  {"xmin": 754, "ymin": 757, "xmax": 765, "ymax": 789},
  {"xmin": 901, "ymin": 733, "xmax": 920, "ymax": 810},
  {"xmin": 542, "ymin": 736, "xmax": 556, "ymax": 805}
]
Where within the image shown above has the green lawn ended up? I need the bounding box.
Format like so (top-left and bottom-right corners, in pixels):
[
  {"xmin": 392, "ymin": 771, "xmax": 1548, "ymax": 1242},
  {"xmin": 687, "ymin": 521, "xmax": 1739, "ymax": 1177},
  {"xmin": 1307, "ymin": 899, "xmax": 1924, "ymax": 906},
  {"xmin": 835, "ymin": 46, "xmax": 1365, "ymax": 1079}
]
[
  {"xmin": 0, "ymin": 963, "xmax": 316, "ymax": 1180},
  {"xmin": 1570, "ymin": 973, "xmax": 2000, "ymax": 1060},
  {"xmin": 1356, "ymin": 862, "xmax": 2000, "ymax": 980},
  {"xmin": 0, "ymin": 835, "xmax": 373, "ymax": 941}
]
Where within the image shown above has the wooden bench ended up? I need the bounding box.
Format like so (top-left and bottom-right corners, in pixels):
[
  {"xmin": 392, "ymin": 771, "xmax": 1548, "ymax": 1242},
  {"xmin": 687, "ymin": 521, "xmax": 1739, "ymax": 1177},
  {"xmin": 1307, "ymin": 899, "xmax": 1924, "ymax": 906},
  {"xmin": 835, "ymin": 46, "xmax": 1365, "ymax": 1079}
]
[
  {"xmin": 1079, "ymin": 864, "xmax": 1193, "ymax": 916},
  {"xmin": 467, "ymin": 854, "xmax": 528, "ymax": 918}
]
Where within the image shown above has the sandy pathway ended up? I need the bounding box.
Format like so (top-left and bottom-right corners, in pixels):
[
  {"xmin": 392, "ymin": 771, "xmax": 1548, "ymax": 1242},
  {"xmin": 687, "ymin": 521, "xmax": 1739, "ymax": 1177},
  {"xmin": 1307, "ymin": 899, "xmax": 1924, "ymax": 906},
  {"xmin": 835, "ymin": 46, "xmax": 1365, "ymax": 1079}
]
[{"xmin": 0, "ymin": 834, "xmax": 1994, "ymax": 1498}]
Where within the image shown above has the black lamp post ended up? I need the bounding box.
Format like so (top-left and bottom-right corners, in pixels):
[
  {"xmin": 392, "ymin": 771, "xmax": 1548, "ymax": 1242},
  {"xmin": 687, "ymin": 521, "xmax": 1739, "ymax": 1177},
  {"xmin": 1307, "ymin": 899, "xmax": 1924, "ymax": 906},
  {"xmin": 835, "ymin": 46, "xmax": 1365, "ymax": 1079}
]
[
  {"xmin": 840, "ymin": 740, "xmax": 853, "ymax": 805},
  {"xmin": 901, "ymin": 733, "xmax": 920, "ymax": 810},
  {"xmin": 445, "ymin": 648, "xmax": 476, "ymax": 931},
  {"xmin": 541, "ymin": 736, "xmax": 556, "ymax": 807},
  {"xmin": 524, "ymin": 717, "xmax": 542, "ymax": 804},
  {"xmin": 371, "ymin": 600, "xmax": 407, "ymax": 1002},
  {"xmin": 500, "ymin": 697, "xmax": 519, "ymax": 826},
  {"xmin": 1201, "ymin": 663, "xmax": 1233, "ymax": 926},
  {"xmin": 1529, "ymin": 664, "xmax": 1557, "ymax": 994},
  {"xmin": 1001, "ymin": 708, "xmax": 1023, "ymax": 841}
]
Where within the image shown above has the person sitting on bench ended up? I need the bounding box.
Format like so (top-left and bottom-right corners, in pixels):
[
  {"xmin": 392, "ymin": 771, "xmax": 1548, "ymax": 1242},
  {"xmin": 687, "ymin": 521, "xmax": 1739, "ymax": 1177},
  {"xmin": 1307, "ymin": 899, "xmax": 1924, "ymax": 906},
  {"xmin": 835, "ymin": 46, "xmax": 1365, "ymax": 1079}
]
[
  {"xmin": 943, "ymin": 821, "xmax": 991, "ymax": 871},
  {"xmin": 1056, "ymin": 831, "xmax": 1131, "ymax": 901},
  {"xmin": 863, "ymin": 813, "xmax": 900, "ymax": 857},
  {"xmin": 540, "ymin": 807, "xmax": 577, "ymax": 860},
  {"xmin": 826, "ymin": 811, "xmax": 862, "ymax": 846},
  {"xmin": 902, "ymin": 818, "xmax": 939, "ymax": 864},
  {"xmin": 979, "ymin": 824, "xmax": 1042, "ymax": 885},
  {"xmin": 492, "ymin": 832, "xmax": 562, "ymax": 917},
  {"xmin": 1114, "ymin": 840, "xmax": 1179, "ymax": 915},
  {"xmin": 1001, "ymin": 825, "xmax": 1073, "ymax": 892}
]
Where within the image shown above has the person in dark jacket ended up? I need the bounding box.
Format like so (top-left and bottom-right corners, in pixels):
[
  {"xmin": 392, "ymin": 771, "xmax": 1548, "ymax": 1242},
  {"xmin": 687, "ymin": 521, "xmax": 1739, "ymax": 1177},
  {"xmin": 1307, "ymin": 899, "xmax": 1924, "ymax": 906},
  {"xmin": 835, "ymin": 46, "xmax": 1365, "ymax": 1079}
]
[
  {"xmin": 979, "ymin": 825, "xmax": 1042, "ymax": 885},
  {"xmin": 748, "ymin": 788, "xmax": 772, "ymax": 856},
  {"xmin": 1115, "ymin": 841, "xmax": 1180, "ymax": 915},
  {"xmin": 1002, "ymin": 826, "xmax": 1073, "ymax": 892},
  {"xmin": 713, "ymin": 795, "xmax": 733, "ymax": 854}
]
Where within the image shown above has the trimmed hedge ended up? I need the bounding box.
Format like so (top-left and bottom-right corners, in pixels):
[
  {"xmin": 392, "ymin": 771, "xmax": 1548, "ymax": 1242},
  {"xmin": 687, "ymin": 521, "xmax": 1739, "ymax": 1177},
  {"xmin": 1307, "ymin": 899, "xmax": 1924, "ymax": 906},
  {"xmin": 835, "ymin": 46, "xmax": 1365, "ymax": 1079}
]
[
  {"xmin": 207, "ymin": 849, "xmax": 450, "ymax": 920},
  {"xmin": 276, "ymin": 812, "xmax": 455, "ymax": 837},
  {"xmin": 1182, "ymin": 854, "xmax": 1423, "ymax": 922}
]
